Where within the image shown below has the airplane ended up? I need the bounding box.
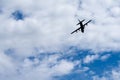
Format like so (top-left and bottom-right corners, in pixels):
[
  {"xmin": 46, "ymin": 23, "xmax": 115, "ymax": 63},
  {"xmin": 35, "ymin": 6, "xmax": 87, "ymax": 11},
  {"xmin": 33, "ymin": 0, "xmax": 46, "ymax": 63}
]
[{"xmin": 71, "ymin": 19, "xmax": 92, "ymax": 34}]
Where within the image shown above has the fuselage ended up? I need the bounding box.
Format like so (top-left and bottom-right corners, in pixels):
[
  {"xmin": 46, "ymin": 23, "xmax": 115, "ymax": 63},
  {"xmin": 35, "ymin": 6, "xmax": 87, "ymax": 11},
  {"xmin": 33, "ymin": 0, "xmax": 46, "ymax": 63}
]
[{"xmin": 80, "ymin": 22, "xmax": 84, "ymax": 33}]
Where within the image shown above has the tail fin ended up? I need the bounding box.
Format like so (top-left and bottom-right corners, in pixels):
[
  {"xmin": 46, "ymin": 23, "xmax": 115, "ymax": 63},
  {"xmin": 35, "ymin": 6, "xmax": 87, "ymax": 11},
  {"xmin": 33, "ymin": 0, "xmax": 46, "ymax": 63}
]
[{"xmin": 77, "ymin": 19, "xmax": 85, "ymax": 25}]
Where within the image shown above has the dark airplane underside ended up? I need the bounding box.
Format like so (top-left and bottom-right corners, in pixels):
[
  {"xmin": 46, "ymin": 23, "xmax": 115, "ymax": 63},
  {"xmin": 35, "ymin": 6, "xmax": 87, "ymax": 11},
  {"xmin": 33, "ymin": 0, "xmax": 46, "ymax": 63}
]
[{"xmin": 71, "ymin": 19, "xmax": 91, "ymax": 34}]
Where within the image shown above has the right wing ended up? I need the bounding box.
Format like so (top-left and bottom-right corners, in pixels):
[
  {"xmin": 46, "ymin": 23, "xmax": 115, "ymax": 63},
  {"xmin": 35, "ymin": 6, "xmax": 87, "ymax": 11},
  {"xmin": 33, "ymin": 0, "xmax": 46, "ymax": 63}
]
[
  {"xmin": 71, "ymin": 27, "xmax": 81, "ymax": 34},
  {"xmin": 83, "ymin": 20, "xmax": 92, "ymax": 26}
]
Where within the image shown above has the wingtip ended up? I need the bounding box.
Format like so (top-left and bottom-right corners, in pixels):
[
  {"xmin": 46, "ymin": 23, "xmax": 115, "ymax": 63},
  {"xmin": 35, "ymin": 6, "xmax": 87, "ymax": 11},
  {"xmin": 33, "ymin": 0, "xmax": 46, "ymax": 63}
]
[
  {"xmin": 83, "ymin": 19, "xmax": 85, "ymax": 21},
  {"xmin": 71, "ymin": 32, "xmax": 73, "ymax": 34}
]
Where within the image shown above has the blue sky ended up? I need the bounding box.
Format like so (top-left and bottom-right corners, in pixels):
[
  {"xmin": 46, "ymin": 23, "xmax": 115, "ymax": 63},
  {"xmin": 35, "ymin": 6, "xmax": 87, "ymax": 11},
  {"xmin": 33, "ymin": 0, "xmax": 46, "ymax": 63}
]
[{"xmin": 0, "ymin": 0, "xmax": 120, "ymax": 80}]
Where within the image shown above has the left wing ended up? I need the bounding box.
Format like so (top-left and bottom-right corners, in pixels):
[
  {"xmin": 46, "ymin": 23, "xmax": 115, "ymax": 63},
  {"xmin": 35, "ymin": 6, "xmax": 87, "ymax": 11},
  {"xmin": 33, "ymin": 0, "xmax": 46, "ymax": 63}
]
[
  {"xmin": 71, "ymin": 27, "xmax": 81, "ymax": 34},
  {"xmin": 83, "ymin": 20, "xmax": 92, "ymax": 26}
]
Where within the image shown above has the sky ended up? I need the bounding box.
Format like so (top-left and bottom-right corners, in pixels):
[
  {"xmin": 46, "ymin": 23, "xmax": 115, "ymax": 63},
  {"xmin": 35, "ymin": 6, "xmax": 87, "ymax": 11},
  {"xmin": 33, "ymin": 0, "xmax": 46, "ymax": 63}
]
[{"xmin": 0, "ymin": 0, "xmax": 120, "ymax": 80}]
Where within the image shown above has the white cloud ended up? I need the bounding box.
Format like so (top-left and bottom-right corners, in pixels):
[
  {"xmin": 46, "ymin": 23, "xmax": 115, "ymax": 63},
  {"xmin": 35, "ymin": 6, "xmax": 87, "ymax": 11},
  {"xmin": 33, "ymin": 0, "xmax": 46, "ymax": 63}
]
[
  {"xmin": 0, "ymin": 52, "xmax": 75, "ymax": 80},
  {"xmin": 100, "ymin": 54, "xmax": 110, "ymax": 61},
  {"xmin": 111, "ymin": 70, "xmax": 120, "ymax": 80},
  {"xmin": 83, "ymin": 54, "xmax": 99, "ymax": 64},
  {"xmin": 0, "ymin": 0, "xmax": 79, "ymax": 55},
  {"xmin": 0, "ymin": 51, "xmax": 16, "ymax": 74},
  {"xmin": 53, "ymin": 60, "xmax": 74, "ymax": 75}
]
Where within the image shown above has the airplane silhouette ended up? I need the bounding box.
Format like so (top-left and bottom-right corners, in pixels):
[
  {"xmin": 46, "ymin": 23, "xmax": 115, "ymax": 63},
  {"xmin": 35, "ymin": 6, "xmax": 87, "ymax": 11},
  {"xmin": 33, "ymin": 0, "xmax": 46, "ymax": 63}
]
[{"xmin": 71, "ymin": 19, "xmax": 92, "ymax": 34}]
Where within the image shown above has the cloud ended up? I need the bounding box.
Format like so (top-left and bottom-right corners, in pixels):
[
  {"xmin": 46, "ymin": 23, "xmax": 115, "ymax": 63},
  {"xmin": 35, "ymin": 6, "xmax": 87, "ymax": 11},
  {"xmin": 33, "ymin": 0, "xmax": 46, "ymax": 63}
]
[
  {"xmin": 52, "ymin": 60, "xmax": 74, "ymax": 75},
  {"xmin": 0, "ymin": 0, "xmax": 79, "ymax": 55},
  {"xmin": 0, "ymin": 52, "xmax": 76, "ymax": 80},
  {"xmin": 83, "ymin": 54, "xmax": 99, "ymax": 64},
  {"xmin": 0, "ymin": 0, "xmax": 79, "ymax": 79},
  {"xmin": 100, "ymin": 54, "xmax": 110, "ymax": 61}
]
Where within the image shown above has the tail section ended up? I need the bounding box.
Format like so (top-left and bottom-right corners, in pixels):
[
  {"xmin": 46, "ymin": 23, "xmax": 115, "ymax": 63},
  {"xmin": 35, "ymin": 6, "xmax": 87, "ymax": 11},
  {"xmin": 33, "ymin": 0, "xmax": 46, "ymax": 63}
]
[{"xmin": 77, "ymin": 19, "xmax": 85, "ymax": 25}]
